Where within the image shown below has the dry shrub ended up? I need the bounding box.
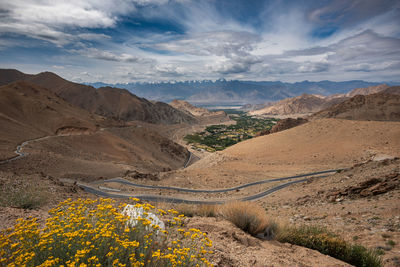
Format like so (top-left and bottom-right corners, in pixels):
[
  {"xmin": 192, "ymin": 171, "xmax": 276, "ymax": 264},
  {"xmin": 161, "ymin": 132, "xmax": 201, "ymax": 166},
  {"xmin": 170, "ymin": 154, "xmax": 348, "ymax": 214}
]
[
  {"xmin": 174, "ymin": 204, "xmax": 217, "ymax": 218},
  {"xmin": 277, "ymin": 225, "xmax": 382, "ymax": 267},
  {"xmin": 0, "ymin": 179, "xmax": 47, "ymax": 209},
  {"xmin": 218, "ymin": 201, "xmax": 272, "ymax": 237}
]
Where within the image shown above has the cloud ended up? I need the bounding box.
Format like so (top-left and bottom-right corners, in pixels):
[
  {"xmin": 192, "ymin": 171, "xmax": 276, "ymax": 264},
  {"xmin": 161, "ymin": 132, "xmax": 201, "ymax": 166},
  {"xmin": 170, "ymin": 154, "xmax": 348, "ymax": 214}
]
[
  {"xmin": 153, "ymin": 31, "xmax": 261, "ymax": 57},
  {"xmin": 0, "ymin": 0, "xmax": 170, "ymax": 46},
  {"xmin": 297, "ymin": 62, "xmax": 330, "ymax": 73},
  {"xmin": 331, "ymin": 30, "xmax": 400, "ymax": 62},
  {"xmin": 208, "ymin": 55, "xmax": 262, "ymax": 74},
  {"xmin": 154, "ymin": 63, "xmax": 186, "ymax": 76},
  {"xmin": 308, "ymin": 0, "xmax": 398, "ymax": 27},
  {"xmin": 0, "ymin": 0, "xmax": 399, "ymax": 83},
  {"xmin": 70, "ymin": 47, "xmax": 146, "ymax": 63}
]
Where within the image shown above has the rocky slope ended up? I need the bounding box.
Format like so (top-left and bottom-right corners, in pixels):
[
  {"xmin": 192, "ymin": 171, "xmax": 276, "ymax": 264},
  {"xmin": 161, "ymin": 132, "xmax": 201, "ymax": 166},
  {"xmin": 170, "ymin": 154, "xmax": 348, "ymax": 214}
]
[
  {"xmin": 381, "ymin": 86, "xmax": 400, "ymax": 95},
  {"xmin": 0, "ymin": 81, "xmax": 189, "ymax": 176},
  {"xmin": 170, "ymin": 99, "xmax": 221, "ymax": 117},
  {"xmin": 250, "ymin": 84, "xmax": 390, "ymax": 116},
  {"xmin": 258, "ymin": 118, "xmax": 309, "ymax": 136},
  {"xmin": 0, "ymin": 69, "xmax": 196, "ymax": 124},
  {"xmin": 343, "ymin": 84, "xmax": 389, "ymax": 97},
  {"xmin": 312, "ymin": 92, "xmax": 400, "ymax": 121},
  {"xmin": 0, "ymin": 81, "xmax": 106, "ymax": 159},
  {"xmin": 250, "ymin": 94, "xmax": 328, "ymax": 115}
]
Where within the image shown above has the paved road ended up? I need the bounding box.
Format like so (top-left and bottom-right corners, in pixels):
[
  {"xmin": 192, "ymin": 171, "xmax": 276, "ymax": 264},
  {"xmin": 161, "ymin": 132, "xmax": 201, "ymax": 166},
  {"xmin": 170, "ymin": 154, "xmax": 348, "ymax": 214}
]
[
  {"xmin": 94, "ymin": 169, "xmax": 341, "ymax": 193},
  {"xmin": 0, "ymin": 136, "xmax": 51, "ymax": 165},
  {"xmin": 79, "ymin": 171, "xmax": 337, "ymax": 204},
  {"xmin": 184, "ymin": 151, "xmax": 193, "ymax": 168}
]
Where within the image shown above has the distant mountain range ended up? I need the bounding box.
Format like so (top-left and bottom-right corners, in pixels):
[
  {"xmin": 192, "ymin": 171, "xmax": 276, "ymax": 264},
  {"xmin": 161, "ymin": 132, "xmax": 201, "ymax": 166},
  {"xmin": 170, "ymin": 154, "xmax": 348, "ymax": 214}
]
[{"xmin": 86, "ymin": 79, "xmax": 400, "ymax": 105}]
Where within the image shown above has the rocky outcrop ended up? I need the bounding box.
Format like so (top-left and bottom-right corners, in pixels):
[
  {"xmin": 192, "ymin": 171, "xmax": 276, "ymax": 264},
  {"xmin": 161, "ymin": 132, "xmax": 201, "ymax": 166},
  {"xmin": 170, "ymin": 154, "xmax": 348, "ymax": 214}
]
[
  {"xmin": 258, "ymin": 118, "xmax": 308, "ymax": 136},
  {"xmin": 326, "ymin": 172, "xmax": 399, "ymax": 201},
  {"xmin": 249, "ymin": 84, "xmax": 392, "ymax": 116},
  {"xmin": 312, "ymin": 92, "xmax": 400, "ymax": 121},
  {"xmin": 170, "ymin": 99, "xmax": 227, "ymax": 118},
  {"xmin": 250, "ymin": 94, "xmax": 328, "ymax": 115}
]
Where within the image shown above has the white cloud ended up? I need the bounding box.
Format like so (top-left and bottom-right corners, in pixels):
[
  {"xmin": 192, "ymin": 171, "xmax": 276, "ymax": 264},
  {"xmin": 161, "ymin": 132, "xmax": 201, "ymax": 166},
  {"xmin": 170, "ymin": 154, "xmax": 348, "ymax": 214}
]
[
  {"xmin": 0, "ymin": 0, "xmax": 149, "ymax": 45},
  {"xmin": 1, "ymin": 0, "xmax": 399, "ymax": 83},
  {"xmin": 153, "ymin": 31, "xmax": 261, "ymax": 57},
  {"xmin": 70, "ymin": 48, "xmax": 141, "ymax": 63}
]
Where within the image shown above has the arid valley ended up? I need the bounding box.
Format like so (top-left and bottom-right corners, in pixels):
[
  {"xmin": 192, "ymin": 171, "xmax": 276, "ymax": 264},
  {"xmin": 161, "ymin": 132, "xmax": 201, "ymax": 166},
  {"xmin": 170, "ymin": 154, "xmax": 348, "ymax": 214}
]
[
  {"xmin": 1, "ymin": 1, "xmax": 400, "ymax": 266},
  {"xmin": 0, "ymin": 68, "xmax": 399, "ymax": 266}
]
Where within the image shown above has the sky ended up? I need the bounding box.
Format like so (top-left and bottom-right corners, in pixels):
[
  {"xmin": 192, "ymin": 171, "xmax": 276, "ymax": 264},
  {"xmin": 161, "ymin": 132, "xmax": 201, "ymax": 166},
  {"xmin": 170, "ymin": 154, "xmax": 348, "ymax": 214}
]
[{"xmin": 0, "ymin": 0, "xmax": 399, "ymax": 83}]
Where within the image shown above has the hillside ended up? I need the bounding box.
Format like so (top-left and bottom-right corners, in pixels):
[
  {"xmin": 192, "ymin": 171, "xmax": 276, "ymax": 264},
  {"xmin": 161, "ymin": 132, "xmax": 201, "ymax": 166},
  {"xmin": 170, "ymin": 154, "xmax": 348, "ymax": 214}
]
[
  {"xmin": 169, "ymin": 99, "xmax": 229, "ymax": 119},
  {"xmin": 153, "ymin": 118, "xmax": 400, "ymax": 191},
  {"xmin": 170, "ymin": 99, "xmax": 215, "ymax": 116},
  {"xmin": 312, "ymin": 91, "xmax": 400, "ymax": 121},
  {"xmin": 249, "ymin": 94, "xmax": 329, "ymax": 115},
  {"xmin": 0, "ymin": 81, "xmax": 189, "ymax": 177},
  {"xmin": 250, "ymin": 84, "xmax": 391, "ymax": 116},
  {"xmin": 0, "ymin": 81, "xmax": 103, "ymax": 159},
  {"xmin": 0, "ymin": 69, "xmax": 196, "ymax": 124},
  {"xmin": 381, "ymin": 86, "xmax": 400, "ymax": 95},
  {"xmin": 344, "ymin": 84, "xmax": 389, "ymax": 97}
]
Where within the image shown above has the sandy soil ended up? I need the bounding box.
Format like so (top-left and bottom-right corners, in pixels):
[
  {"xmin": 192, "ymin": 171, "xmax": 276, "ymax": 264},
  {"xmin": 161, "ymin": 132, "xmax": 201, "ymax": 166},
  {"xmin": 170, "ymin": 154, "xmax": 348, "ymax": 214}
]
[
  {"xmin": 187, "ymin": 217, "xmax": 351, "ymax": 267},
  {"xmin": 2, "ymin": 118, "xmax": 400, "ymax": 266},
  {"xmin": 0, "ymin": 124, "xmax": 189, "ymax": 181},
  {"xmin": 130, "ymin": 119, "xmax": 400, "ymax": 190},
  {"xmin": 261, "ymin": 158, "xmax": 400, "ymax": 266}
]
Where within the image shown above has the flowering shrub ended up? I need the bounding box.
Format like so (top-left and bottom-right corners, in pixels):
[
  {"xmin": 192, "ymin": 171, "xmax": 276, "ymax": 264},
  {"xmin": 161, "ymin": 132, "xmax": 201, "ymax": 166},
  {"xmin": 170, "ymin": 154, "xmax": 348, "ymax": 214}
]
[{"xmin": 0, "ymin": 198, "xmax": 213, "ymax": 266}]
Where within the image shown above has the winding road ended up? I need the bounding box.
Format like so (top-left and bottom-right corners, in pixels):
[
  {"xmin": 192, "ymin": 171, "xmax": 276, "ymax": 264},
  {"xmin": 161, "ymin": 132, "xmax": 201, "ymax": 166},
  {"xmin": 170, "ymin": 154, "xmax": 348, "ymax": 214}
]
[
  {"xmin": 0, "ymin": 136, "xmax": 52, "ymax": 165},
  {"xmin": 79, "ymin": 170, "xmax": 341, "ymax": 204},
  {"xmin": 0, "ymin": 130, "xmax": 343, "ymax": 204},
  {"xmin": 94, "ymin": 169, "xmax": 340, "ymax": 193},
  {"xmin": 0, "ymin": 129, "xmax": 194, "ymax": 169},
  {"xmin": 184, "ymin": 151, "xmax": 193, "ymax": 168}
]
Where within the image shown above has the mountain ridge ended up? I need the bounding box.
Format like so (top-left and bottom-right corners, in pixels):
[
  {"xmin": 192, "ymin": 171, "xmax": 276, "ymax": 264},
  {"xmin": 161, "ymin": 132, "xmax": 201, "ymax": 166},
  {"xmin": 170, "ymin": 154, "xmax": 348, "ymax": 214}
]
[
  {"xmin": 249, "ymin": 84, "xmax": 394, "ymax": 116},
  {"xmin": 85, "ymin": 79, "xmax": 399, "ymax": 104},
  {"xmin": 0, "ymin": 69, "xmax": 196, "ymax": 125}
]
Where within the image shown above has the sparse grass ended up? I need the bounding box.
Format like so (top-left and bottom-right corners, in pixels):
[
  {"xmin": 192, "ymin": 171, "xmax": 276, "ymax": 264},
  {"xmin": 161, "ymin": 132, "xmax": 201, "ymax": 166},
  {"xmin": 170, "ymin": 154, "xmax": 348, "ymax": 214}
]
[
  {"xmin": 386, "ymin": 240, "xmax": 396, "ymax": 247},
  {"xmin": 0, "ymin": 180, "xmax": 47, "ymax": 209},
  {"xmin": 162, "ymin": 200, "xmax": 383, "ymax": 266},
  {"xmin": 276, "ymin": 225, "xmax": 382, "ymax": 267},
  {"xmin": 174, "ymin": 204, "xmax": 217, "ymax": 218},
  {"xmin": 218, "ymin": 201, "xmax": 273, "ymax": 237}
]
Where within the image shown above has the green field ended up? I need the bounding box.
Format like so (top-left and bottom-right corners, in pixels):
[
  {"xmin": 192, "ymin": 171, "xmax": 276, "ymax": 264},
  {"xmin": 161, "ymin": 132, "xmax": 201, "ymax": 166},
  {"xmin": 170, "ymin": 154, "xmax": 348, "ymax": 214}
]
[{"xmin": 184, "ymin": 114, "xmax": 278, "ymax": 152}]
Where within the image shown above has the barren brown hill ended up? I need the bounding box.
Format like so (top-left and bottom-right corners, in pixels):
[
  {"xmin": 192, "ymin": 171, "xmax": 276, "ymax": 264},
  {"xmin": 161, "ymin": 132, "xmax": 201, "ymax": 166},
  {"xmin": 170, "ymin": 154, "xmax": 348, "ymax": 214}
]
[
  {"xmin": 155, "ymin": 118, "xmax": 400, "ymax": 190},
  {"xmin": 249, "ymin": 84, "xmax": 391, "ymax": 116},
  {"xmin": 381, "ymin": 86, "xmax": 400, "ymax": 95},
  {"xmin": 169, "ymin": 99, "xmax": 226, "ymax": 117},
  {"xmin": 0, "ymin": 81, "xmax": 189, "ymax": 177},
  {"xmin": 0, "ymin": 123, "xmax": 189, "ymax": 180},
  {"xmin": 312, "ymin": 93, "xmax": 400, "ymax": 121},
  {"xmin": 250, "ymin": 93, "xmax": 345, "ymax": 116},
  {"xmin": 344, "ymin": 83, "xmax": 389, "ymax": 97},
  {"xmin": 0, "ymin": 81, "xmax": 103, "ymax": 159},
  {"xmin": 259, "ymin": 118, "xmax": 309, "ymax": 136},
  {"xmin": 0, "ymin": 69, "xmax": 196, "ymax": 124},
  {"xmin": 0, "ymin": 69, "xmax": 28, "ymax": 85}
]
